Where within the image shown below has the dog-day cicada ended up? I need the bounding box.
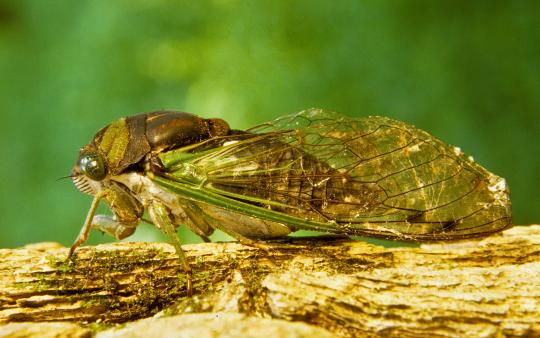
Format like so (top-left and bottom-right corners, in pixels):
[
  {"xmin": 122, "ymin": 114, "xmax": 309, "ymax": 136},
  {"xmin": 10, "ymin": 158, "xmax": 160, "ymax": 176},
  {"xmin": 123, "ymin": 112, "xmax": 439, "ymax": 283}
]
[{"xmin": 69, "ymin": 109, "xmax": 512, "ymax": 294}]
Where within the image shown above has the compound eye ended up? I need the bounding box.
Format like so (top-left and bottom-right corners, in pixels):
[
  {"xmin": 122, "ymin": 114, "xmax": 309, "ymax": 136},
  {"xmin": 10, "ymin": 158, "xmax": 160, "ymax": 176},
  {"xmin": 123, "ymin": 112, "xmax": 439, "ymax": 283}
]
[{"xmin": 79, "ymin": 152, "xmax": 107, "ymax": 181}]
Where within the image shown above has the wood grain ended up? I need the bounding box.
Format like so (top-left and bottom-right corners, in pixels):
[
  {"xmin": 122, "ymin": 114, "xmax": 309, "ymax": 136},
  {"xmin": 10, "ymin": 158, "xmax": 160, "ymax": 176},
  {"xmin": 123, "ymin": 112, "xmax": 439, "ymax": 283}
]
[{"xmin": 0, "ymin": 225, "xmax": 538, "ymax": 337}]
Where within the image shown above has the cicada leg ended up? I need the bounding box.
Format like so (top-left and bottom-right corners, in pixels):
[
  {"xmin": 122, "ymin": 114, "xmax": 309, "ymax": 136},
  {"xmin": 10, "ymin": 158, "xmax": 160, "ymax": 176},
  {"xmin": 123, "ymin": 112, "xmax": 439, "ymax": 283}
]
[
  {"xmin": 148, "ymin": 201, "xmax": 193, "ymax": 296},
  {"xmin": 88, "ymin": 215, "xmax": 137, "ymax": 239},
  {"xmin": 182, "ymin": 202, "xmax": 276, "ymax": 259},
  {"xmin": 67, "ymin": 190, "xmax": 108, "ymax": 260},
  {"xmin": 182, "ymin": 202, "xmax": 253, "ymax": 246},
  {"xmin": 143, "ymin": 216, "xmax": 212, "ymax": 243},
  {"xmin": 176, "ymin": 214, "xmax": 213, "ymax": 243},
  {"xmin": 68, "ymin": 184, "xmax": 142, "ymax": 261}
]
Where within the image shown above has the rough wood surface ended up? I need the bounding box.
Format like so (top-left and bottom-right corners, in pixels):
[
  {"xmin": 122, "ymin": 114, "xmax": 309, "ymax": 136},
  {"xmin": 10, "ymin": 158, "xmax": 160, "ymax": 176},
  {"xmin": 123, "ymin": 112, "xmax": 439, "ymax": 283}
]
[{"xmin": 0, "ymin": 225, "xmax": 538, "ymax": 337}]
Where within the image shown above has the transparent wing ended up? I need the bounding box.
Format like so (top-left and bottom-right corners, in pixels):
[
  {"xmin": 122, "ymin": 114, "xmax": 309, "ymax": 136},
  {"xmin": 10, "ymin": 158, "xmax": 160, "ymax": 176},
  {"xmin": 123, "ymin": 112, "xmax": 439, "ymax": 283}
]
[{"xmin": 161, "ymin": 109, "xmax": 511, "ymax": 241}]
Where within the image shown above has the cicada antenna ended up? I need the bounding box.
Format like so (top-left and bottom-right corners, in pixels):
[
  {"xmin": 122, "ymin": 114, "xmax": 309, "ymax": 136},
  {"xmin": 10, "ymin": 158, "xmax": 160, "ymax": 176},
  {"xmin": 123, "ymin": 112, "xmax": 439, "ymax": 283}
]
[{"xmin": 56, "ymin": 174, "xmax": 75, "ymax": 181}]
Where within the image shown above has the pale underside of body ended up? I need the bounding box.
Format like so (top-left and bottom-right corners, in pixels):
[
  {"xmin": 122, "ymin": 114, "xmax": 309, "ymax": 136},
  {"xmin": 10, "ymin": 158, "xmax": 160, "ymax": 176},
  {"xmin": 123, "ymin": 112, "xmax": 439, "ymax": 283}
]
[{"xmin": 112, "ymin": 172, "xmax": 293, "ymax": 241}]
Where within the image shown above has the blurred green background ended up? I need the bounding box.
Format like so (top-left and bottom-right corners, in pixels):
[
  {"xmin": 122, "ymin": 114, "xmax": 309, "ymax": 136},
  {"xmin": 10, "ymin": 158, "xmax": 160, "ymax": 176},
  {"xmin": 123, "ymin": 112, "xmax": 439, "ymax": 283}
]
[{"xmin": 0, "ymin": 1, "xmax": 538, "ymax": 248}]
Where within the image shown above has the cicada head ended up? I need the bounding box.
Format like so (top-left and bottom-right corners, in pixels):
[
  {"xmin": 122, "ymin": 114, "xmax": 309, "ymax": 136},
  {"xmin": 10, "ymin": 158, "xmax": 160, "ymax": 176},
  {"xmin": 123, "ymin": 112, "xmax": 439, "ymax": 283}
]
[
  {"xmin": 71, "ymin": 114, "xmax": 141, "ymax": 196},
  {"xmin": 71, "ymin": 111, "xmax": 232, "ymax": 197},
  {"xmin": 71, "ymin": 114, "xmax": 132, "ymax": 196}
]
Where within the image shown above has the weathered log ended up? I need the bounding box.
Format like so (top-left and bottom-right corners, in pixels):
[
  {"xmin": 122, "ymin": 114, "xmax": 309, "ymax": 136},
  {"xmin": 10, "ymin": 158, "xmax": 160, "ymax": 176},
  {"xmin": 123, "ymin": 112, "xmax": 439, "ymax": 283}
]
[{"xmin": 0, "ymin": 225, "xmax": 538, "ymax": 337}]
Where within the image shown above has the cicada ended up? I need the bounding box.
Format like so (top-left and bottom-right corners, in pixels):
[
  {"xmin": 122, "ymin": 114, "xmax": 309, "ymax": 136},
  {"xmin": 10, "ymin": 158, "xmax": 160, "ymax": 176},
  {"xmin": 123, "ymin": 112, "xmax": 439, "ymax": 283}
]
[{"xmin": 69, "ymin": 109, "xmax": 512, "ymax": 293}]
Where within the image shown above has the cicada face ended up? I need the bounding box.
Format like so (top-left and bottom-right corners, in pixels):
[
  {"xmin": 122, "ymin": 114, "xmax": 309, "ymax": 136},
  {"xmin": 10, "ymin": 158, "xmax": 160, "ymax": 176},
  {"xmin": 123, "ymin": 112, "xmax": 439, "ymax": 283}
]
[{"xmin": 71, "ymin": 143, "xmax": 145, "ymax": 230}]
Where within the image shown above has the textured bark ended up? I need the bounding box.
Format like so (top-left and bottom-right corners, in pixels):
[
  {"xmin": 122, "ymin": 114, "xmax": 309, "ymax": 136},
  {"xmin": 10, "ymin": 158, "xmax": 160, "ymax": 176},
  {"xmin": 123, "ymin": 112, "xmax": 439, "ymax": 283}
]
[{"xmin": 0, "ymin": 225, "xmax": 538, "ymax": 337}]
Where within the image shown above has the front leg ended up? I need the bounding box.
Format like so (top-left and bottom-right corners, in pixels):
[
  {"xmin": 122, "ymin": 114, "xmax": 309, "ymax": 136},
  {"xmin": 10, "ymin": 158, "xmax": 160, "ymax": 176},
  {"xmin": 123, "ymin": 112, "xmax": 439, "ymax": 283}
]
[
  {"xmin": 68, "ymin": 183, "xmax": 143, "ymax": 260},
  {"xmin": 148, "ymin": 201, "xmax": 193, "ymax": 296},
  {"xmin": 90, "ymin": 215, "xmax": 137, "ymax": 239},
  {"xmin": 68, "ymin": 214, "xmax": 137, "ymax": 260},
  {"xmin": 67, "ymin": 190, "xmax": 108, "ymax": 259}
]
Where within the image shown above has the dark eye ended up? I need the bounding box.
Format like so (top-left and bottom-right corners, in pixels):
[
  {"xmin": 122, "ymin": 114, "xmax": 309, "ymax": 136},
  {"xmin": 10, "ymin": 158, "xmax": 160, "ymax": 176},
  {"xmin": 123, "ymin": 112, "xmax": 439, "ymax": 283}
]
[{"xmin": 79, "ymin": 152, "xmax": 106, "ymax": 181}]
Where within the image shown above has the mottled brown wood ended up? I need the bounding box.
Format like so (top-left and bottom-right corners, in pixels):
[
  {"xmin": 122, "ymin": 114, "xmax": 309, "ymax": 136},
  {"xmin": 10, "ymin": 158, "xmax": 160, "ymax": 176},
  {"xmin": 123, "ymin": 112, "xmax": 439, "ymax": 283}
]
[{"xmin": 0, "ymin": 226, "xmax": 538, "ymax": 337}]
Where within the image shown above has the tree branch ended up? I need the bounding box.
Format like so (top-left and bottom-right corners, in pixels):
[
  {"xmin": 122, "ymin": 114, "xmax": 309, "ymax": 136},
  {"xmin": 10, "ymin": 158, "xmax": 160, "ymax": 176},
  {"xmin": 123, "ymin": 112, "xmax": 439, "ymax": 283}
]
[{"xmin": 1, "ymin": 226, "xmax": 538, "ymax": 337}]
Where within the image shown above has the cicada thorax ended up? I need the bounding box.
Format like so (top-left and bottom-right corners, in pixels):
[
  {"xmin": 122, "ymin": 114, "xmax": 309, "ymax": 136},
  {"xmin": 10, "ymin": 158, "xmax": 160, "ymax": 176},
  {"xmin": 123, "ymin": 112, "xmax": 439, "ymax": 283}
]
[{"xmin": 87, "ymin": 111, "xmax": 231, "ymax": 176}]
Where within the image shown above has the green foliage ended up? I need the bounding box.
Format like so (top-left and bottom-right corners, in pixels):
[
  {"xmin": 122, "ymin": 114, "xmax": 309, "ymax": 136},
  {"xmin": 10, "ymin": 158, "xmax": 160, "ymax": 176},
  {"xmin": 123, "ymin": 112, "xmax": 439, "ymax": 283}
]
[{"xmin": 0, "ymin": 1, "xmax": 538, "ymax": 247}]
